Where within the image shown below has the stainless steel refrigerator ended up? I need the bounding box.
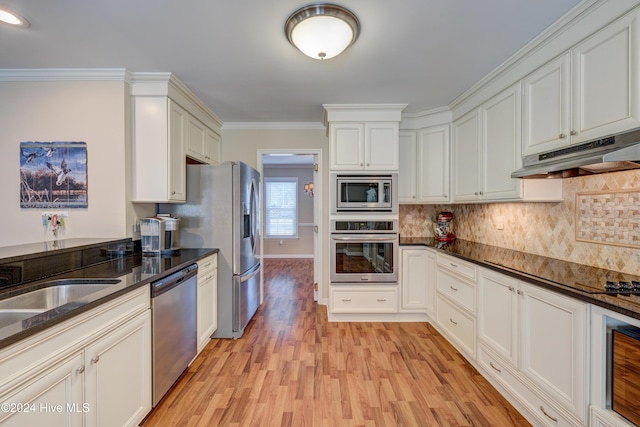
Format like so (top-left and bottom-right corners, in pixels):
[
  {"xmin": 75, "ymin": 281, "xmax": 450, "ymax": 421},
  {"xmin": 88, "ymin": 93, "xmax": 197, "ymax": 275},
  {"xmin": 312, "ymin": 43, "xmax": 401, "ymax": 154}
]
[{"xmin": 160, "ymin": 162, "xmax": 260, "ymax": 339}]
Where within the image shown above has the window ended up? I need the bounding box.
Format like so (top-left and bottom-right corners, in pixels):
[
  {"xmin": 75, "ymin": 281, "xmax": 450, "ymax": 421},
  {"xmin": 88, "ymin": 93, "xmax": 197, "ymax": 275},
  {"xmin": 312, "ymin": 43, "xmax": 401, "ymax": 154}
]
[{"xmin": 264, "ymin": 177, "xmax": 298, "ymax": 238}]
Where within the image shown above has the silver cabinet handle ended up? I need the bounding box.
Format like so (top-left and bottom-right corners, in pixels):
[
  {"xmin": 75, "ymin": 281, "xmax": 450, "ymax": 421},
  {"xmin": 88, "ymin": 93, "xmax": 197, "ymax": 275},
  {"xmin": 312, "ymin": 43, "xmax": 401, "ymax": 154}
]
[
  {"xmin": 449, "ymin": 318, "xmax": 458, "ymax": 326},
  {"xmin": 77, "ymin": 366, "xmax": 85, "ymax": 375},
  {"xmin": 377, "ymin": 299, "xmax": 387, "ymax": 302},
  {"xmin": 539, "ymin": 406, "xmax": 558, "ymax": 422},
  {"xmin": 91, "ymin": 356, "xmax": 100, "ymax": 364},
  {"xmin": 570, "ymin": 130, "xmax": 577, "ymax": 136},
  {"xmin": 559, "ymin": 133, "xmax": 566, "ymax": 139},
  {"xmin": 342, "ymin": 298, "xmax": 351, "ymax": 302},
  {"xmin": 449, "ymin": 263, "xmax": 458, "ymax": 268},
  {"xmin": 450, "ymin": 286, "xmax": 458, "ymax": 292},
  {"xmin": 489, "ymin": 362, "xmax": 502, "ymax": 373}
]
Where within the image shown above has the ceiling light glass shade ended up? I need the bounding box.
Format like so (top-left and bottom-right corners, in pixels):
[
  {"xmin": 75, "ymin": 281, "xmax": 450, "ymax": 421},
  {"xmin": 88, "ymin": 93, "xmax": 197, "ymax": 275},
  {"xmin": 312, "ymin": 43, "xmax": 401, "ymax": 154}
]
[
  {"xmin": 285, "ymin": 3, "xmax": 360, "ymax": 60},
  {"xmin": 0, "ymin": 8, "xmax": 30, "ymax": 28}
]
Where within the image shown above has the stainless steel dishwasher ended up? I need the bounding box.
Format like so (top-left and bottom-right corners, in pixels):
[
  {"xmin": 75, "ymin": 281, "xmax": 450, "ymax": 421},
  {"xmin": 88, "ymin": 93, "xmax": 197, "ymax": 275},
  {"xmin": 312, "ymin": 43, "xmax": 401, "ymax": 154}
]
[{"xmin": 151, "ymin": 263, "xmax": 197, "ymax": 407}]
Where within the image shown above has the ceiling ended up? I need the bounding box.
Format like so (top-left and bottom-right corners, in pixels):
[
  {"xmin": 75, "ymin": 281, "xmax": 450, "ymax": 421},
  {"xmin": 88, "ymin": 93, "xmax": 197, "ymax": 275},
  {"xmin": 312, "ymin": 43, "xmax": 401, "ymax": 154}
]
[{"xmin": 0, "ymin": 0, "xmax": 583, "ymax": 124}]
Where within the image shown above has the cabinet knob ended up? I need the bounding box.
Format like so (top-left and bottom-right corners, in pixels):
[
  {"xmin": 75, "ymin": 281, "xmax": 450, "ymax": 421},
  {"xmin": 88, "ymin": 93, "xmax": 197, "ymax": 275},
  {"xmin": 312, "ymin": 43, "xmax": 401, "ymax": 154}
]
[
  {"xmin": 479, "ymin": 191, "xmax": 484, "ymax": 195},
  {"xmin": 172, "ymin": 191, "xmax": 176, "ymax": 195},
  {"xmin": 91, "ymin": 355, "xmax": 100, "ymax": 364},
  {"xmin": 508, "ymin": 286, "xmax": 515, "ymax": 292},
  {"xmin": 443, "ymin": 194, "xmax": 447, "ymax": 198},
  {"xmin": 360, "ymin": 163, "xmax": 364, "ymax": 167},
  {"xmin": 570, "ymin": 130, "xmax": 577, "ymax": 136},
  {"xmin": 366, "ymin": 163, "xmax": 370, "ymax": 167},
  {"xmin": 77, "ymin": 366, "xmax": 85, "ymax": 375},
  {"xmin": 474, "ymin": 192, "xmax": 479, "ymax": 196},
  {"xmin": 559, "ymin": 133, "xmax": 566, "ymax": 139},
  {"xmin": 517, "ymin": 290, "xmax": 523, "ymax": 296},
  {"xmin": 412, "ymin": 195, "xmax": 416, "ymax": 199}
]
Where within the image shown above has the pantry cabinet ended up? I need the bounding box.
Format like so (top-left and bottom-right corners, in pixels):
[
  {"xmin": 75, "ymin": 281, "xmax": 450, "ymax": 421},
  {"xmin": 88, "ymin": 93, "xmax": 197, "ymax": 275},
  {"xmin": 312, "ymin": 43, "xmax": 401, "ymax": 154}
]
[
  {"xmin": 477, "ymin": 267, "xmax": 587, "ymax": 425},
  {"xmin": 523, "ymin": 8, "xmax": 640, "ymax": 156},
  {"xmin": 329, "ymin": 122, "xmax": 399, "ymax": 170}
]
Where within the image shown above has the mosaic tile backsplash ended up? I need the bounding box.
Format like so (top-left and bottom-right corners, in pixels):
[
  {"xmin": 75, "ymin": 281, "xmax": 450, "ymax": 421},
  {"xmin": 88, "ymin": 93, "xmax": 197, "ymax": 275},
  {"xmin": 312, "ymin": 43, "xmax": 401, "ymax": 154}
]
[
  {"xmin": 576, "ymin": 190, "xmax": 640, "ymax": 248},
  {"xmin": 399, "ymin": 170, "xmax": 640, "ymax": 274}
]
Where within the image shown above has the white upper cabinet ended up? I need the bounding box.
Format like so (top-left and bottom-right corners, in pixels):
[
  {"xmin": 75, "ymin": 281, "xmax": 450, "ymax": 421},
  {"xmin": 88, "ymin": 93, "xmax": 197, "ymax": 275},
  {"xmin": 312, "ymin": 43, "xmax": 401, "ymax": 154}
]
[
  {"xmin": 453, "ymin": 108, "xmax": 482, "ymax": 201},
  {"xmin": 329, "ymin": 122, "xmax": 399, "ymax": 170},
  {"xmin": 324, "ymin": 104, "xmax": 406, "ymax": 171},
  {"xmin": 416, "ymin": 124, "xmax": 450, "ymax": 203},
  {"xmin": 523, "ymin": 8, "xmax": 640, "ymax": 156},
  {"xmin": 398, "ymin": 131, "xmax": 417, "ymax": 203}
]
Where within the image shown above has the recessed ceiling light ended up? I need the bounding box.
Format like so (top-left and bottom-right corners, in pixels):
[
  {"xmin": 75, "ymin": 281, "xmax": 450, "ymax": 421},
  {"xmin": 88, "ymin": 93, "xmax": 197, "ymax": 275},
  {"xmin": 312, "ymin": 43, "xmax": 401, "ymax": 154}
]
[{"xmin": 0, "ymin": 8, "xmax": 30, "ymax": 28}]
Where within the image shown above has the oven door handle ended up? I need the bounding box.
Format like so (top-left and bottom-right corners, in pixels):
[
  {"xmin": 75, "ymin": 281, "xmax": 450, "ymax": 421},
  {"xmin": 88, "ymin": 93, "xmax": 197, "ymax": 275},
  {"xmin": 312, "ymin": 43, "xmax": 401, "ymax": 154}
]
[{"xmin": 331, "ymin": 235, "xmax": 397, "ymax": 242}]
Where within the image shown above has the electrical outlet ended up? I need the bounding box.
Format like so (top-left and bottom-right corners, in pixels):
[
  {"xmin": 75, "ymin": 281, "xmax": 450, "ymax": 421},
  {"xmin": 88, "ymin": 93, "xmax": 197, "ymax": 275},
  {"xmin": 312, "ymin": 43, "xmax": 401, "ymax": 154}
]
[{"xmin": 496, "ymin": 216, "xmax": 504, "ymax": 230}]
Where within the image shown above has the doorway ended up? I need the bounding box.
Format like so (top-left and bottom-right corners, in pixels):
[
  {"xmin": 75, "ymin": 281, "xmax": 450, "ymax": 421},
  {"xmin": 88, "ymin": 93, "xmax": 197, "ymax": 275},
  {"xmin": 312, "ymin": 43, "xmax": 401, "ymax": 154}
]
[{"xmin": 258, "ymin": 150, "xmax": 323, "ymax": 302}]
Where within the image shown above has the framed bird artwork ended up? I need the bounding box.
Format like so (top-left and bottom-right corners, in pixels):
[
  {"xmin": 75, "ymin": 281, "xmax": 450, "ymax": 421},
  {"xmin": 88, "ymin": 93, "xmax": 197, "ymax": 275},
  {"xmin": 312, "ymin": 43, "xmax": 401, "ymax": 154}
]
[{"xmin": 19, "ymin": 141, "xmax": 88, "ymax": 209}]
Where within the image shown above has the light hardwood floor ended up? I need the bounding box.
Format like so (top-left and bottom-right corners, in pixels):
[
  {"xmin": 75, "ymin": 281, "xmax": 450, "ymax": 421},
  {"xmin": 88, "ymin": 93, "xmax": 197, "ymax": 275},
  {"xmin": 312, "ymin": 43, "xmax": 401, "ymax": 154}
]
[{"xmin": 142, "ymin": 259, "xmax": 530, "ymax": 426}]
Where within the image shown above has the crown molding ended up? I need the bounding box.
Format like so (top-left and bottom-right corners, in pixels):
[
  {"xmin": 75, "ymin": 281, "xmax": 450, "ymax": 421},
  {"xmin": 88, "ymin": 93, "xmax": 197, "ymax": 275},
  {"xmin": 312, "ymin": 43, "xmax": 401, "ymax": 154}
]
[
  {"xmin": 0, "ymin": 68, "xmax": 131, "ymax": 82},
  {"xmin": 222, "ymin": 122, "xmax": 326, "ymax": 131},
  {"xmin": 322, "ymin": 103, "xmax": 408, "ymax": 126},
  {"xmin": 400, "ymin": 106, "xmax": 452, "ymax": 130}
]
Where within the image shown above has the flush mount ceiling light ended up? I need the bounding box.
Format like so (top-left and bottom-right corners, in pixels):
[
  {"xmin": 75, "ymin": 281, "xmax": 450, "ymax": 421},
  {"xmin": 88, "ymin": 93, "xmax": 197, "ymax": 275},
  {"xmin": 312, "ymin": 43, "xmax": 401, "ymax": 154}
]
[
  {"xmin": 0, "ymin": 7, "xmax": 30, "ymax": 28},
  {"xmin": 285, "ymin": 3, "xmax": 360, "ymax": 60}
]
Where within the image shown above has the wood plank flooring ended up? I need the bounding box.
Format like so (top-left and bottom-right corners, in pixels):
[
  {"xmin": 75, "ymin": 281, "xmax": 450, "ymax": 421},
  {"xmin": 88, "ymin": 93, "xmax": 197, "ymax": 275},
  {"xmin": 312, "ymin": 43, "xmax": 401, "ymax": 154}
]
[{"xmin": 142, "ymin": 259, "xmax": 530, "ymax": 426}]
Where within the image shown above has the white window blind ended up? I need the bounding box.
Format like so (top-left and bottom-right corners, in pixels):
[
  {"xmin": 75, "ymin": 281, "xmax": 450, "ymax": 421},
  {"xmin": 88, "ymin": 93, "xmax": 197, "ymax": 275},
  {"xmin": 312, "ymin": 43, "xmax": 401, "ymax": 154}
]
[{"xmin": 264, "ymin": 177, "xmax": 298, "ymax": 238}]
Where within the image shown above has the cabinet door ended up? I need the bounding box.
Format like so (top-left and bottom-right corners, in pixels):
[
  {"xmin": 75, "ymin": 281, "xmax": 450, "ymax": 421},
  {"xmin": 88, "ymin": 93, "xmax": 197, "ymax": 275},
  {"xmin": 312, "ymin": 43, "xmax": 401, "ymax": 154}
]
[
  {"xmin": 85, "ymin": 311, "xmax": 152, "ymax": 427},
  {"xmin": 330, "ymin": 123, "xmax": 365, "ymax": 170},
  {"xmin": 197, "ymin": 270, "xmax": 217, "ymax": 352},
  {"xmin": 572, "ymin": 9, "xmax": 640, "ymax": 143},
  {"xmin": 519, "ymin": 282, "xmax": 586, "ymax": 419},
  {"xmin": 186, "ymin": 115, "xmax": 207, "ymax": 162},
  {"xmin": 168, "ymin": 101, "xmax": 187, "ymax": 202},
  {"xmin": 478, "ymin": 269, "xmax": 518, "ymax": 367},
  {"xmin": 401, "ymin": 249, "xmax": 427, "ymax": 311},
  {"xmin": 417, "ymin": 124, "xmax": 450, "ymax": 203},
  {"xmin": 205, "ymin": 128, "xmax": 221, "ymax": 164},
  {"xmin": 398, "ymin": 131, "xmax": 417, "ymax": 203},
  {"xmin": 481, "ymin": 84, "xmax": 523, "ymax": 200},
  {"xmin": 0, "ymin": 352, "xmax": 84, "ymax": 426},
  {"xmin": 453, "ymin": 109, "xmax": 481, "ymax": 201},
  {"xmin": 522, "ymin": 53, "xmax": 571, "ymax": 156},
  {"xmin": 365, "ymin": 122, "xmax": 399, "ymax": 170}
]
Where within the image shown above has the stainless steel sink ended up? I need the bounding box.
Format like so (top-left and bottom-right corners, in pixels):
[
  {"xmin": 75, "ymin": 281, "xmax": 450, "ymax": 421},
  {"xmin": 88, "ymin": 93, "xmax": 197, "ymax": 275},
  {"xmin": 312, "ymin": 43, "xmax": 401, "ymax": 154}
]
[{"xmin": 0, "ymin": 278, "xmax": 121, "ymax": 313}]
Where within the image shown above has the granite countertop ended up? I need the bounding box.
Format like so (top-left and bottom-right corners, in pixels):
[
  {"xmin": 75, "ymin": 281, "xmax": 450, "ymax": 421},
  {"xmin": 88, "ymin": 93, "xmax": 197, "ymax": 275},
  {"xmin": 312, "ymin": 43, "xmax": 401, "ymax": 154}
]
[
  {"xmin": 400, "ymin": 237, "xmax": 640, "ymax": 320},
  {"xmin": 0, "ymin": 247, "xmax": 218, "ymax": 349}
]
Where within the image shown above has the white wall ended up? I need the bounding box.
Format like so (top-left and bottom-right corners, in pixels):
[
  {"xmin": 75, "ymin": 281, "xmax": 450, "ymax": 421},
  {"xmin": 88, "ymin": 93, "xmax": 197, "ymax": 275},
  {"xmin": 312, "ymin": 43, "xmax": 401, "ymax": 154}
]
[{"xmin": 0, "ymin": 77, "xmax": 154, "ymax": 247}]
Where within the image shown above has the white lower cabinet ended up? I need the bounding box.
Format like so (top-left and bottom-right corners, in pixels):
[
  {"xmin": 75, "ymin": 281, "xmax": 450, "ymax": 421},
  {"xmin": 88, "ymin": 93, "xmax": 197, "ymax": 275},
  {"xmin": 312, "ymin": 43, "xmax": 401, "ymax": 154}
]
[
  {"xmin": 477, "ymin": 267, "xmax": 587, "ymax": 426},
  {"xmin": 330, "ymin": 286, "xmax": 398, "ymax": 314},
  {"xmin": 84, "ymin": 311, "xmax": 151, "ymax": 427},
  {"xmin": 197, "ymin": 254, "xmax": 218, "ymax": 353},
  {"xmin": 0, "ymin": 286, "xmax": 152, "ymax": 427},
  {"xmin": 400, "ymin": 248, "xmax": 428, "ymax": 312}
]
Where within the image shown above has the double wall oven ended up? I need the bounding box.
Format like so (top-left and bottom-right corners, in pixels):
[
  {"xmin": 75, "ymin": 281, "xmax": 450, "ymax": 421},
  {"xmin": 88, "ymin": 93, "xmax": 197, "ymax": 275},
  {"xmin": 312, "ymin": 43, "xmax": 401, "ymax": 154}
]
[{"xmin": 330, "ymin": 220, "xmax": 398, "ymax": 284}]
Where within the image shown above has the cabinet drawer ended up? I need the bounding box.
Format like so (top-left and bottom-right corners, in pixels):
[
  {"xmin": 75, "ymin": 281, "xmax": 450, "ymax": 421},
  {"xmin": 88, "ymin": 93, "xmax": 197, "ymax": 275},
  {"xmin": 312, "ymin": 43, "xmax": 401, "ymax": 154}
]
[
  {"xmin": 436, "ymin": 295, "xmax": 475, "ymax": 357},
  {"xmin": 437, "ymin": 254, "xmax": 476, "ymax": 281},
  {"xmin": 197, "ymin": 254, "xmax": 217, "ymax": 277},
  {"xmin": 437, "ymin": 268, "xmax": 475, "ymax": 313},
  {"xmin": 330, "ymin": 287, "xmax": 398, "ymax": 313},
  {"xmin": 478, "ymin": 346, "xmax": 579, "ymax": 427}
]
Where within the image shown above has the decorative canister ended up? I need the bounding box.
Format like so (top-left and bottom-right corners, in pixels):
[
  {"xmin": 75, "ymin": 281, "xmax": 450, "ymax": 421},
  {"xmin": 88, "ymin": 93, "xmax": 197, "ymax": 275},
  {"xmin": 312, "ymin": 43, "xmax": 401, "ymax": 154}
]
[{"xmin": 434, "ymin": 211, "xmax": 456, "ymax": 242}]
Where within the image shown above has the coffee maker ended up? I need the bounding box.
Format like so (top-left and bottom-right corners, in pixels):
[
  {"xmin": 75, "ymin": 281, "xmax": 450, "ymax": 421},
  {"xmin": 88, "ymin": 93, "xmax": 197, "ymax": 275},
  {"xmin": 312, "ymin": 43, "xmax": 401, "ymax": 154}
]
[{"xmin": 140, "ymin": 214, "xmax": 180, "ymax": 255}]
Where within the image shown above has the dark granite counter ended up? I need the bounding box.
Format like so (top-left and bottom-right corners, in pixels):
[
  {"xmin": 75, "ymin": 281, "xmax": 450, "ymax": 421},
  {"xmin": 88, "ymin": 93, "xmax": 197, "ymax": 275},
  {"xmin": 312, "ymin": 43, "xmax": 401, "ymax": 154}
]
[
  {"xmin": 0, "ymin": 246, "xmax": 218, "ymax": 349},
  {"xmin": 400, "ymin": 237, "xmax": 640, "ymax": 320}
]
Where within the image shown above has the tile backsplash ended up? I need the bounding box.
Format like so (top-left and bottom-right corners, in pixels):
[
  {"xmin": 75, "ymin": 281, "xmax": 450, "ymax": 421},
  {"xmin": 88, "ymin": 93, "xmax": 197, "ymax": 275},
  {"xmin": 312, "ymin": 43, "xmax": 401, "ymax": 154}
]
[{"xmin": 399, "ymin": 170, "xmax": 640, "ymax": 274}]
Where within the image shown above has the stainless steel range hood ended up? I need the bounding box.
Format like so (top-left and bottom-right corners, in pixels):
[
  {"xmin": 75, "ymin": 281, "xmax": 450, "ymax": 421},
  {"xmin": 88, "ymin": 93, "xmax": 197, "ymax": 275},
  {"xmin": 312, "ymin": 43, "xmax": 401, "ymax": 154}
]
[{"xmin": 512, "ymin": 128, "xmax": 640, "ymax": 178}]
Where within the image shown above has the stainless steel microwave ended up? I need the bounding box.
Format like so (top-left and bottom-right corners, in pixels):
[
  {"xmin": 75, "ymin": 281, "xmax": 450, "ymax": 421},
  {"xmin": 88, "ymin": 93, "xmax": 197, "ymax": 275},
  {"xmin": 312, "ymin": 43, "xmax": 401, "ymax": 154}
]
[{"xmin": 332, "ymin": 173, "xmax": 397, "ymax": 213}]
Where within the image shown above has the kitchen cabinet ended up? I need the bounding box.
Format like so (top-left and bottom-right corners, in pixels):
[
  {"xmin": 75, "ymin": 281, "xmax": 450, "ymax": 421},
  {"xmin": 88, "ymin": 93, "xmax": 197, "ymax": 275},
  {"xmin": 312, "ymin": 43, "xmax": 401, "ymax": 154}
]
[
  {"xmin": 454, "ymin": 84, "xmax": 562, "ymax": 202},
  {"xmin": 131, "ymin": 73, "xmax": 224, "ymax": 203},
  {"xmin": 330, "ymin": 286, "xmax": 398, "ymax": 314},
  {"xmin": 400, "ymin": 248, "xmax": 428, "ymax": 312},
  {"xmin": 523, "ymin": 8, "xmax": 640, "ymax": 156},
  {"xmin": 399, "ymin": 125, "xmax": 450, "ymax": 203},
  {"xmin": 435, "ymin": 253, "xmax": 477, "ymax": 358},
  {"xmin": 477, "ymin": 267, "xmax": 587, "ymax": 425},
  {"xmin": 85, "ymin": 311, "xmax": 151, "ymax": 427},
  {"xmin": 132, "ymin": 97, "xmax": 187, "ymax": 203},
  {"xmin": 329, "ymin": 122, "xmax": 399, "ymax": 170},
  {"xmin": 0, "ymin": 286, "xmax": 151, "ymax": 427},
  {"xmin": 186, "ymin": 115, "xmax": 221, "ymax": 165},
  {"xmin": 196, "ymin": 254, "xmax": 218, "ymax": 354}
]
